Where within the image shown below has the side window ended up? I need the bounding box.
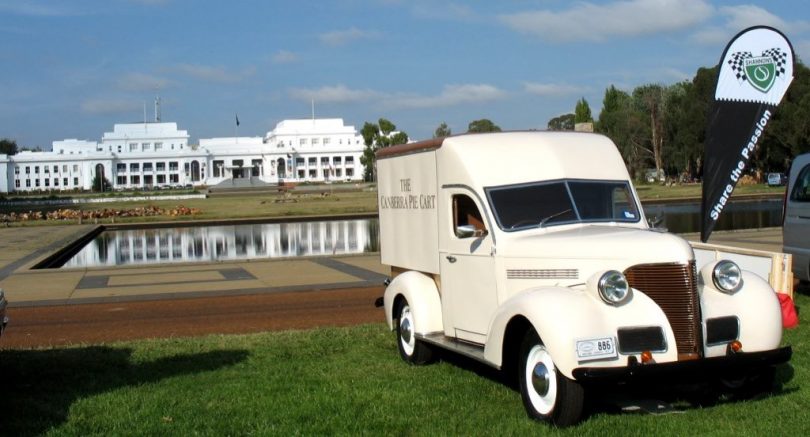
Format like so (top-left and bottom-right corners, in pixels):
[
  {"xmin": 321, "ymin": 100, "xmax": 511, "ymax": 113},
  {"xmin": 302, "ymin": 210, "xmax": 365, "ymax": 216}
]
[
  {"xmin": 453, "ymin": 194, "xmax": 487, "ymax": 238},
  {"xmin": 790, "ymin": 164, "xmax": 810, "ymax": 202}
]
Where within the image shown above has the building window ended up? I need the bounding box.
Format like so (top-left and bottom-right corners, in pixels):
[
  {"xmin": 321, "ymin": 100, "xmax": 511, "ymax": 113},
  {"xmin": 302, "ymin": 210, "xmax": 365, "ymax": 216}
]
[
  {"xmin": 308, "ymin": 157, "xmax": 316, "ymax": 165},
  {"xmin": 169, "ymin": 162, "xmax": 178, "ymax": 171},
  {"xmin": 323, "ymin": 138, "xmax": 330, "ymax": 145},
  {"xmin": 312, "ymin": 138, "xmax": 319, "ymax": 145},
  {"xmin": 345, "ymin": 156, "xmax": 354, "ymax": 164},
  {"xmin": 129, "ymin": 143, "xmax": 138, "ymax": 152},
  {"xmin": 117, "ymin": 163, "xmax": 126, "ymax": 172},
  {"xmin": 35, "ymin": 166, "xmax": 40, "ymax": 174},
  {"xmin": 336, "ymin": 169, "xmax": 342, "ymax": 177},
  {"xmin": 130, "ymin": 175, "xmax": 140, "ymax": 185},
  {"xmin": 213, "ymin": 160, "xmax": 224, "ymax": 177},
  {"xmin": 14, "ymin": 166, "xmax": 19, "ymax": 175},
  {"xmin": 143, "ymin": 163, "xmax": 153, "ymax": 172},
  {"xmin": 142, "ymin": 143, "xmax": 151, "ymax": 151},
  {"xmin": 321, "ymin": 157, "xmax": 329, "ymax": 166},
  {"xmin": 346, "ymin": 168, "xmax": 354, "ymax": 177},
  {"xmin": 63, "ymin": 165, "xmax": 68, "ymax": 172},
  {"xmin": 156, "ymin": 162, "xmax": 165, "ymax": 171},
  {"xmin": 63, "ymin": 178, "xmax": 68, "ymax": 186},
  {"xmin": 333, "ymin": 156, "xmax": 342, "ymax": 164},
  {"xmin": 73, "ymin": 165, "xmax": 79, "ymax": 172},
  {"xmin": 155, "ymin": 142, "xmax": 163, "ymax": 150},
  {"xmin": 44, "ymin": 179, "xmax": 49, "ymax": 187},
  {"xmin": 130, "ymin": 163, "xmax": 139, "ymax": 172},
  {"xmin": 73, "ymin": 177, "xmax": 78, "ymax": 186},
  {"xmin": 44, "ymin": 166, "xmax": 50, "ymax": 173},
  {"xmin": 144, "ymin": 175, "xmax": 153, "ymax": 186},
  {"xmin": 25, "ymin": 180, "xmax": 30, "ymax": 188},
  {"xmin": 25, "ymin": 166, "xmax": 30, "ymax": 174},
  {"xmin": 170, "ymin": 174, "xmax": 179, "ymax": 183},
  {"xmin": 299, "ymin": 138, "xmax": 307, "ymax": 146},
  {"xmin": 157, "ymin": 174, "xmax": 166, "ymax": 184},
  {"xmin": 308, "ymin": 169, "xmax": 317, "ymax": 178},
  {"xmin": 117, "ymin": 176, "xmax": 126, "ymax": 185},
  {"xmin": 54, "ymin": 179, "xmax": 59, "ymax": 187},
  {"xmin": 118, "ymin": 146, "xmax": 122, "ymax": 153},
  {"xmin": 35, "ymin": 179, "xmax": 40, "ymax": 187},
  {"xmin": 53, "ymin": 165, "xmax": 58, "ymax": 173},
  {"xmin": 251, "ymin": 159, "xmax": 262, "ymax": 177},
  {"xmin": 15, "ymin": 180, "xmax": 20, "ymax": 188},
  {"xmin": 296, "ymin": 157, "xmax": 304, "ymax": 167}
]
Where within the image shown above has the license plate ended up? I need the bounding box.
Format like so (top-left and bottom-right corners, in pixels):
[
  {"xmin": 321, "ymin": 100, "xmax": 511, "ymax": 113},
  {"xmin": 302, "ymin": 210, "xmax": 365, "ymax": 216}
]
[{"xmin": 576, "ymin": 337, "xmax": 617, "ymax": 361}]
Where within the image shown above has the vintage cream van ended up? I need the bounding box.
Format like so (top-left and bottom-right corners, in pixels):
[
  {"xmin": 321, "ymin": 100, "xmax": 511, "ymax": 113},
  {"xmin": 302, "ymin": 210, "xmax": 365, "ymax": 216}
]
[
  {"xmin": 377, "ymin": 132, "xmax": 791, "ymax": 426},
  {"xmin": 784, "ymin": 153, "xmax": 810, "ymax": 283}
]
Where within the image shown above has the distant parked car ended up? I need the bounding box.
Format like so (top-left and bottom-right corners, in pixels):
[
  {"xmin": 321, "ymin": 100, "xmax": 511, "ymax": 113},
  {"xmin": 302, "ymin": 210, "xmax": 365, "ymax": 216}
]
[{"xmin": 767, "ymin": 172, "xmax": 787, "ymax": 186}]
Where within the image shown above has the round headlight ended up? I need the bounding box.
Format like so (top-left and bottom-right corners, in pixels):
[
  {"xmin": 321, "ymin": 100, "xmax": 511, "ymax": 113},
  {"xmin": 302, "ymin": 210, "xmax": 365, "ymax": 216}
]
[
  {"xmin": 712, "ymin": 260, "xmax": 742, "ymax": 293},
  {"xmin": 598, "ymin": 270, "xmax": 631, "ymax": 305}
]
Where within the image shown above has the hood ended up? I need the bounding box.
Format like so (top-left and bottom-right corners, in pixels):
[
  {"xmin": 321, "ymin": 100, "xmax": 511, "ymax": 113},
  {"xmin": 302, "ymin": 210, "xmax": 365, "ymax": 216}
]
[{"xmin": 498, "ymin": 225, "xmax": 694, "ymax": 266}]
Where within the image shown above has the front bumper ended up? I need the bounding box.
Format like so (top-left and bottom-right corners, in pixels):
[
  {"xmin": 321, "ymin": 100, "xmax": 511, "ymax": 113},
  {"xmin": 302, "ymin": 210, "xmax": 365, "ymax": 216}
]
[{"xmin": 572, "ymin": 346, "xmax": 792, "ymax": 384}]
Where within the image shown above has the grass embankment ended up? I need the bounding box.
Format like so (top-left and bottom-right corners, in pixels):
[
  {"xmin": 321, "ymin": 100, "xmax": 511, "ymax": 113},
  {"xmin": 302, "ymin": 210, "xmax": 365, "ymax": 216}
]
[
  {"xmin": 1, "ymin": 292, "xmax": 807, "ymax": 435},
  {"xmin": 0, "ymin": 184, "xmax": 787, "ymax": 227}
]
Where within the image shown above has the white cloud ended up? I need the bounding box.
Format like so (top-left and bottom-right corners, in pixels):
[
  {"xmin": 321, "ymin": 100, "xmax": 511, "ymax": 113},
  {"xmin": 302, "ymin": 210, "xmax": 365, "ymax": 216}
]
[
  {"xmin": 393, "ymin": 84, "xmax": 507, "ymax": 109},
  {"xmin": 693, "ymin": 5, "xmax": 810, "ymax": 46},
  {"xmin": 171, "ymin": 63, "xmax": 255, "ymax": 83},
  {"xmin": 319, "ymin": 27, "xmax": 379, "ymax": 46},
  {"xmin": 116, "ymin": 73, "xmax": 171, "ymax": 91},
  {"xmin": 289, "ymin": 84, "xmax": 381, "ymax": 103},
  {"xmin": 80, "ymin": 99, "xmax": 142, "ymax": 115},
  {"xmin": 499, "ymin": 0, "xmax": 712, "ymax": 42},
  {"xmin": 272, "ymin": 50, "xmax": 299, "ymax": 64},
  {"xmin": 523, "ymin": 82, "xmax": 588, "ymax": 97}
]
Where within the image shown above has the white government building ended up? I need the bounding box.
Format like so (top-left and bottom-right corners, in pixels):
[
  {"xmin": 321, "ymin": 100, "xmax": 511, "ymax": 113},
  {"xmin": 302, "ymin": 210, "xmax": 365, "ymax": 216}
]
[{"xmin": 0, "ymin": 116, "xmax": 367, "ymax": 193}]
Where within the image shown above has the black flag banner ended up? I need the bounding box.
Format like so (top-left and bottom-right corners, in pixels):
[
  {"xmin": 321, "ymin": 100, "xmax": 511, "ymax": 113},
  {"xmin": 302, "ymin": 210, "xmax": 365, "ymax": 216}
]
[{"xmin": 701, "ymin": 26, "xmax": 794, "ymax": 242}]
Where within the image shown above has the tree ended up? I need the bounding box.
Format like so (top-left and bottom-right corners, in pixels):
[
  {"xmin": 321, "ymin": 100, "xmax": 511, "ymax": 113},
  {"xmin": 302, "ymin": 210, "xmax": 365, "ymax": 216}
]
[
  {"xmin": 574, "ymin": 98, "xmax": 593, "ymax": 123},
  {"xmin": 467, "ymin": 119, "xmax": 501, "ymax": 133},
  {"xmin": 0, "ymin": 138, "xmax": 18, "ymax": 155},
  {"xmin": 434, "ymin": 122, "xmax": 452, "ymax": 138},
  {"xmin": 596, "ymin": 85, "xmax": 649, "ymax": 179},
  {"xmin": 91, "ymin": 173, "xmax": 112, "ymax": 192},
  {"xmin": 633, "ymin": 84, "xmax": 671, "ymax": 177},
  {"xmin": 359, "ymin": 118, "xmax": 409, "ymax": 181},
  {"xmin": 547, "ymin": 113, "xmax": 575, "ymax": 131}
]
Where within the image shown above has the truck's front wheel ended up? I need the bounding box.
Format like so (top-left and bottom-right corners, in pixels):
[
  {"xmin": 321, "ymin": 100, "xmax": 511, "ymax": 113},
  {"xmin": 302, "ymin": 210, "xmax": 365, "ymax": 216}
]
[
  {"xmin": 519, "ymin": 329, "xmax": 585, "ymax": 427},
  {"xmin": 396, "ymin": 300, "xmax": 434, "ymax": 365}
]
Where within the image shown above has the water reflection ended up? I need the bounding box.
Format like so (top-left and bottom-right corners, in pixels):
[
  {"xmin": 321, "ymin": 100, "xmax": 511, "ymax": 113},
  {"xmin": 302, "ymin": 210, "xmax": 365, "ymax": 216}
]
[
  {"xmin": 643, "ymin": 198, "xmax": 783, "ymax": 234},
  {"xmin": 63, "ymin": 219, "xmax": 380, "ymax": 269}
]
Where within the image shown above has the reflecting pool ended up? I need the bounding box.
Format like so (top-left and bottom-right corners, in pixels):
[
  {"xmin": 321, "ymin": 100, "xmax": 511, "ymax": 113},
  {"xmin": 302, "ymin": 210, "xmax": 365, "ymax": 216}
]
[{"xmin": 63, "ymin": 219, "xmax": 379, "ymax": 269}]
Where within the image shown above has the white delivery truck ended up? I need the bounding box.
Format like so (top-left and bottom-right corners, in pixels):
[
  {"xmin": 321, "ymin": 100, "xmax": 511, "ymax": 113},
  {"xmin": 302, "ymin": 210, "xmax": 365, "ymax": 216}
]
[{"xmin": 377, "ymin": 131, "xmax": 791, "ymax": 426}]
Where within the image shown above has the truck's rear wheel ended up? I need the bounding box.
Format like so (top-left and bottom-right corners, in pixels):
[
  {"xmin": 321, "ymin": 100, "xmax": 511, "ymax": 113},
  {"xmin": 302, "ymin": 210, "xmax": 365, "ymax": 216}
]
[
  {"xmin": 519, "ymin": 329, "xmax": 584, "ymax": 427},
  {"xmin": 396, "ymin": 300, "xmax": 434, "ymax": 365}
]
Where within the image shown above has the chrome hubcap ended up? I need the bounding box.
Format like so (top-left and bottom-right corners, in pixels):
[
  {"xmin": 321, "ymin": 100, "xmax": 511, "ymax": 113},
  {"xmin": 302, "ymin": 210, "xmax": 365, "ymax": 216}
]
[
  {"xmin": 400, "ymin": 317, "xmax": 412, "ymax": 344},
  {"xmin": 531, "ymin": 362, "xmax": 550, "ymax": 396}
]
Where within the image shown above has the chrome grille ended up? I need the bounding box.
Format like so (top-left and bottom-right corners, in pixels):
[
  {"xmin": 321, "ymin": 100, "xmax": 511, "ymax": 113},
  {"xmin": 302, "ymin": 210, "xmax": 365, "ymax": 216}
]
[
  {"xmin": 506, "ymin": 269, "xmax": 578, "ymax": 280},
  {"xmin": 624, "ymin": 261, "xmax": 702, "ymax": 359}
]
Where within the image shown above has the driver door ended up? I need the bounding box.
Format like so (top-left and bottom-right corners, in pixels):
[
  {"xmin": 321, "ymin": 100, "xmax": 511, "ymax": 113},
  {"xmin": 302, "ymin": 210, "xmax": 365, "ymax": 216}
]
[{"xmin": 439, "ymin": 190, "xmax": 497, "ymax": 344}]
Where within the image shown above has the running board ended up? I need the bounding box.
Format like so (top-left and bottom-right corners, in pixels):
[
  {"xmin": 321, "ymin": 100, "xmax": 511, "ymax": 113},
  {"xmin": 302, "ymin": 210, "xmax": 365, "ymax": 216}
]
[{"xmin": 416, "ymin": 332, "xmax": 499, "ymax": 369}]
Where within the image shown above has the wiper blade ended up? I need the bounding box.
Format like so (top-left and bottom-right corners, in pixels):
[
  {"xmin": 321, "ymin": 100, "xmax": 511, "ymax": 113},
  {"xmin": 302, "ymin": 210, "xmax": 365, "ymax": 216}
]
[{"xmin": 539, "ymin": 208, "xmax": 573, "ymax": 227}]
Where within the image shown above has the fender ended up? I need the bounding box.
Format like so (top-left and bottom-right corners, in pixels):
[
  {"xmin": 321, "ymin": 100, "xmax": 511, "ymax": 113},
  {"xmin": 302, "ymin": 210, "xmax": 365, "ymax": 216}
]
[
  {"xmin": 700, "ymin": 270, "xmax": 783, "ymax": 356},
  {"xmin": 383, "ymin": 270, "xmax": 443, "ymax": 334},
  {"xmin": 484, "ymin": 285, "xmax": 675, "ymax": 379}
]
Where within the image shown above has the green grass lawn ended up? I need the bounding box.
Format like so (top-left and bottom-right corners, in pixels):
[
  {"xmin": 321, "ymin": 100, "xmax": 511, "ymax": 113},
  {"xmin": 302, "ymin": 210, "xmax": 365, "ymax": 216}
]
[{"xmin": 2, "ymin": 293, "xmax": 808, "ymax": 435}]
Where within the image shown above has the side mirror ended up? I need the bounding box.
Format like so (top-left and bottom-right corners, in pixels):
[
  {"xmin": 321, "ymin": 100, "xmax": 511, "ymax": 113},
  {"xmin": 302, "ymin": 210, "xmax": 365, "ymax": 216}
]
[{"xmin": 456, "ymin": 225, "xmax": 488, "ymax": 239}]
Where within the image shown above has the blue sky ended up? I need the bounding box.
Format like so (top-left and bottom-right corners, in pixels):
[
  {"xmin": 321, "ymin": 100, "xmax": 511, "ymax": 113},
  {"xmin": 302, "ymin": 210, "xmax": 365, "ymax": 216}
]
[{"xmin": 2, "ymin": 0, "xmax": 809, "ymax": 149}]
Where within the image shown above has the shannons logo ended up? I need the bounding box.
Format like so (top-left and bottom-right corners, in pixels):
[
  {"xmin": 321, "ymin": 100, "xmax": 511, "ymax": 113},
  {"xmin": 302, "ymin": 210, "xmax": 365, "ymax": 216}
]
[{"xmin": 727, "ymin": 48, "xmax": 789, "ymax": 93}]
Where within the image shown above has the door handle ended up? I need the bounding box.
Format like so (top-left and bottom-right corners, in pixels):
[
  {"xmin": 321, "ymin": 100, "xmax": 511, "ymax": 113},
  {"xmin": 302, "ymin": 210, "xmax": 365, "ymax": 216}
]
[{"xmin": 446, "ymin": 255, "xmax": 457, "ymax": 263}]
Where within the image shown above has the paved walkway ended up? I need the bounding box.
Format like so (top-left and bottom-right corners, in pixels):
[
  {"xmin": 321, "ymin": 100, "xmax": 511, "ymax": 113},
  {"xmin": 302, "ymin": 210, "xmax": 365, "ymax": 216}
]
[{"xmin": 0, "ymin": 223, "xmax": 784, "ymax": 307}]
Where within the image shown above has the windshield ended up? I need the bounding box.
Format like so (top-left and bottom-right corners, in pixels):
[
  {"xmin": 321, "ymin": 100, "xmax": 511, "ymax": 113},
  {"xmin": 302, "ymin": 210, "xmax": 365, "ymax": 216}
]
[{"xmin": 485, "ymin": 179, "xmax": 641, "ymax": 231}]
